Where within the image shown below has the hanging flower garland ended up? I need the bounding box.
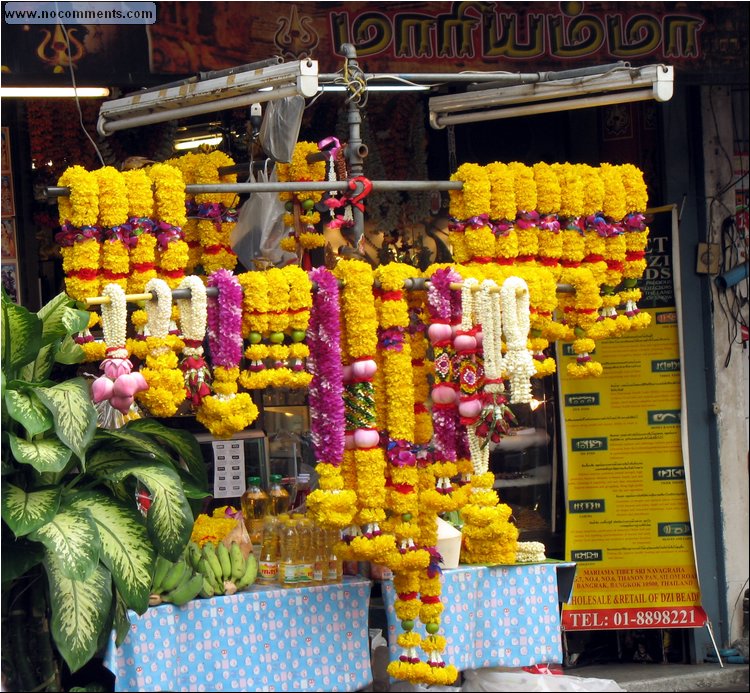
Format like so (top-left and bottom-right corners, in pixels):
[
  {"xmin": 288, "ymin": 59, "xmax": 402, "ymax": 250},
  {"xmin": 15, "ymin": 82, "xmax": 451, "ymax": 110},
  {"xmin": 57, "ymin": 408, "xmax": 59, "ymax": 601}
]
[
  {"xmin": 90, "ymin": 283, "xmax": 148, "ymax": 420},
  {"xmin": 196, "ymin": 269, "xmax": 259, "ymax": 438},
  {"xmin": 238, "ymin": 271, "xmax": 272, "ymax": 390},
  {"xmin": 500, "ymin": 276, "xmax": 536, "ymax": 403},
  {"xmin": 148, "ymin": 163, "xmax": 189, "ymax": 289},
  {"xmin": 448, "ymin": 163, "xmax": 489, "ymax": 263},
  {"xmin": 282, "ymin": 265, "xmax": 314, "ymax": 388},
  {"xmin": 122, "ymin": 168, "xmax": 158, "ymax": 294},
  {"xmin": 333, "ymin": 259, "xmax": 394, "ymax": 565},
  {"xmin": 507, "ymin": 162, "xmax": 538, "ymax": 264},
  {"xmin": 276, "ymin": 141, "xmax": 327, "ymax": 260},
  {"xmin": 175, "ymin": 275, "xmax": 211, "ymax": 408},
  {"xmin": 485, "ymin": 162, "xmax": 518, "ymax": 265},
  {"xmin": 533, "ymin": 162, "xmax": 563, "ymax": 280},
  {"xmin": 56, "ymin": 165, "xmax": 101, "ymax": 302},
  {"xmin": 305, "ymin": 266, "xmax": 358, "ymax": 529},
  {"xmin": 135, "ymin": 278, "xmax": 186, "ymax": 417},
  {"xmin": 167, "ymin": 152, "xmax": 202, "ymax": 274},
  {"xmin": 189, "ymin": 151, "xmax": 239, "ymax": 275},
  {"xmin": 461, "ymin": 280, "xmax": 519, "ymax": 566},
  {"xmin": 423, "ymin": 266, "xmax": 467, "ymax": 515},
  {"xmin": 75, "ymin": 310, "xmax": 106, "ymax": 363},
  {"xmin": 563, "ymin": 267, "xmax": 605, "ymax": 378},
  {"xmin": 618, "ymin": 164, "xmax": 652, "ymax": 332},
  {"xmin": 94, "ymin": 167, "xmax": 131, "ymax": 292}
]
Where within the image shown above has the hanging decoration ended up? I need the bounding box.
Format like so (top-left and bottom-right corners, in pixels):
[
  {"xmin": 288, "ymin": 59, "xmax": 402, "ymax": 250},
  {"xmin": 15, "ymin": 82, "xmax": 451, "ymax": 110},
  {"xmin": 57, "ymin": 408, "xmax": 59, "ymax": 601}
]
[
  {"xmin": 90, "ymin": 282, "xmax": 148, "ymax": 422},
  {"xmin": 196, "ymin": 269, "xmax": 259, "ymax": 438},
  {"xmin": 175, "ymin": 274, "xmax": 211, "ymax": 408}
]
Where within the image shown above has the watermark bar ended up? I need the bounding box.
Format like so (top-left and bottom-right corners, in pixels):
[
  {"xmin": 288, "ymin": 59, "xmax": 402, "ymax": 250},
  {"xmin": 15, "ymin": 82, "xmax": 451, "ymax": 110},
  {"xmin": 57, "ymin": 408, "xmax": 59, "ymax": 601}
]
[{"xmin": 4, "ymin": 1, "xmax": 156, "ymax": 24}]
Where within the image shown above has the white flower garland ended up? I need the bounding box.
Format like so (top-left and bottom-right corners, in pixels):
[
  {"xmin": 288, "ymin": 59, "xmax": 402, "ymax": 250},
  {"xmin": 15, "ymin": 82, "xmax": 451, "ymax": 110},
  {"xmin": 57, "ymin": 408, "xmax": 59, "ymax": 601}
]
[
  {"xmin": 101, "ymin": 283, "xmax": 128, "ymax": 359},
  {"xmin": 175, "ymin": 275, "xmax": 207, "ymax": 355},
  {"xmin": 144, "ymin": 278, "xmax": 172, "ymax": 339},
  {"xmin": 459, "ymin": 277, "xmax": 478, "ymax": 331},
  {"xmin": 501, "ymin": 276, "xmax": 535, "ymax": 404}
]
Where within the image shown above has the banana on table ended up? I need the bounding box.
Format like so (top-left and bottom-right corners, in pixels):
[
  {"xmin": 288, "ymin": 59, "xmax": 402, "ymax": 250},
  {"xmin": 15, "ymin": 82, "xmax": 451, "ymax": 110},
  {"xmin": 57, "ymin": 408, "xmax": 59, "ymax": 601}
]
[{"xmin": 149, "ymin": 540, "xmax": 258, "ymax": 607}]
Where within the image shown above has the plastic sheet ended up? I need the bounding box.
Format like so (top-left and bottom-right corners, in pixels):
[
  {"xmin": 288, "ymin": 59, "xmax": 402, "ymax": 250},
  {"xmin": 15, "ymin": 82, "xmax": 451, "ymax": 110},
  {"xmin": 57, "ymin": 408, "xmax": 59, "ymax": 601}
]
[
  {"xmin": 461, "ymin": 668, "xmax": 626, "ymax": 692},
  {"xmin": 258, "ymin": 95, "xmax": 305, "ymax": 163}
]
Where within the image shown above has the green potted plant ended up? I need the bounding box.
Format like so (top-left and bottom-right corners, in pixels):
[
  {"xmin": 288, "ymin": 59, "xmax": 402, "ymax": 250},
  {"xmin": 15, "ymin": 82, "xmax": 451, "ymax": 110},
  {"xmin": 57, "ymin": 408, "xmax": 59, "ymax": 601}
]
[{"xmin": 1, "ymin": 288, "xmax": 209, "ymax": 691}]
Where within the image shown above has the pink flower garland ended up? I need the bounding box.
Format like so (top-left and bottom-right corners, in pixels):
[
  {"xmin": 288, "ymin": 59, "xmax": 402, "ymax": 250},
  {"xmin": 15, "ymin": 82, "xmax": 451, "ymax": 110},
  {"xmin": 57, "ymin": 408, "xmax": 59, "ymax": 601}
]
[
  {"xmin": 308, "ymin": 266, "xmax": 345, "ymax": 465},
  {"xmin": 206, "ymin": 268, "xmax": 243, "ymax": 367}
]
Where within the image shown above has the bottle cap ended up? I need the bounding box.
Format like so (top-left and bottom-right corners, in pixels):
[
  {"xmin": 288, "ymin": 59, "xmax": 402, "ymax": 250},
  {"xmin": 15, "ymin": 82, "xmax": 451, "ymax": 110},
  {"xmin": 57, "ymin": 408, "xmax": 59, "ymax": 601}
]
[
  {"xmin": 248, "ymin": 476, "xmax": 261, "ymax": 486},
  {"xmin": 270, "ymin": 474, "xmax": 283, "ymax": 483}
]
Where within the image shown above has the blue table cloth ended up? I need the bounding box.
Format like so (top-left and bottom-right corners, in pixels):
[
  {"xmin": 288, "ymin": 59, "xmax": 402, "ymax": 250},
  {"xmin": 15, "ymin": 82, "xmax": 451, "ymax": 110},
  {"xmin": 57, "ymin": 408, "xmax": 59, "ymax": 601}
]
[
  {"xmin": 382, "ymin": 563, "xmax": 572, "ymax": 670},
  {"xmin": 103, "ymin": 576, "xmax": 373, "ymax": 692}
]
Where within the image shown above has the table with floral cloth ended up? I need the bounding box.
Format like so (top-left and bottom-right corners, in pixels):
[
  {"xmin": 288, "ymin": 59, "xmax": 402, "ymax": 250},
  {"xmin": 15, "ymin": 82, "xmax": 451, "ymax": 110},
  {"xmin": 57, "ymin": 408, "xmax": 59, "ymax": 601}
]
[
  {"xmin": 103, "ymin": 576, "xmax": 373, "ymax": 692},
  {"xmin": 381, "ymin": 563, "xmax": 575, "ymax": 671}
]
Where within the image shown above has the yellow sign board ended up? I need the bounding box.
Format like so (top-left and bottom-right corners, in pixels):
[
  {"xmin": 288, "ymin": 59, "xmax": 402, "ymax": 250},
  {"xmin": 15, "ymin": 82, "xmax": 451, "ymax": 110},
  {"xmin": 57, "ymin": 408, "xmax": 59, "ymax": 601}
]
[{"xmin": 558, "ymin": 307, "xmax": 706, "ymax": 630}]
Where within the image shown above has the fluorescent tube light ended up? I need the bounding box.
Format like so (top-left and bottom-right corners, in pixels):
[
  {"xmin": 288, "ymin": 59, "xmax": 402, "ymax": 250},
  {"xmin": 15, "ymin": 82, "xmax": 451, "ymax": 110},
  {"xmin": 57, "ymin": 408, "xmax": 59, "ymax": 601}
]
[
  {"xmin": 98, "ymin": 59, "xmax": 318, "ymax": 136},
  {"xmin": 319, "ymin": 84, "xmax": 429, "ymax": 92},
  {"xmin": 1, "ymin": 87, "xmax": 110, "ymax": 98},
  {"xmin": 174, "ymin": 135, "xmax": 224, "ymax": 151},
  {"xmin": 429, "ymin": 64, "xmax": 673, "ymax": 128}
]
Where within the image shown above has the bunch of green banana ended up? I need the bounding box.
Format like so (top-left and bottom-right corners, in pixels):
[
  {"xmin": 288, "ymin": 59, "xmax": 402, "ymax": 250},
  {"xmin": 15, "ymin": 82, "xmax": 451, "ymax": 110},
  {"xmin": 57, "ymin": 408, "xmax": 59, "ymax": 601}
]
[
  {"xmin": 149, "ymin": 553, "xmax": 204, "ymax": 607},
  {"xmin": 187, "ymin": 540, "xmax": 258, "ymax": 598}
]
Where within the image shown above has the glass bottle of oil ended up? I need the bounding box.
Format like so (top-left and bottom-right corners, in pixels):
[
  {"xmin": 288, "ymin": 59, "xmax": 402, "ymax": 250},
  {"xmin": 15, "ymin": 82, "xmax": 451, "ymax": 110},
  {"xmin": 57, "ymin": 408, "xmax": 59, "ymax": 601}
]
[{"xmin": 267, "ymin": 474, "xmax": 290, "ymax": 516}]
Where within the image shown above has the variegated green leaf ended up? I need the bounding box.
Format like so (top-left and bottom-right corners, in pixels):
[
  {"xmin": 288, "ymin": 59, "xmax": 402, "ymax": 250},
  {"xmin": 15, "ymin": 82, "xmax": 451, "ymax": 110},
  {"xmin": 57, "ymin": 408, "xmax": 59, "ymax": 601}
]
[
  {"xmin": 87, "ymin": 459, "xmax": 192, "ymax": 561},
  {"xmin": 4, "ymin": 387, "xmax": 53, "ymax": 436},
  {"xmin": 29, "ymin": 507, "xmax": 100, "ymax": 581},
  {"xmin": 19, "ymin": 342, "xmax": 57, "ymax": 383},
  {"xmin": 1, "ymin": 292, "xmax": 42, "ymax": 374},
  {"xmin": 127, "ymin": 418, "xmax": 208, "ymax": 488},
  {"xmin": 35, "ymin": 378, "xmax": 97, "ymax": 463},
  {"xmin": 1, "ymin": 482, "xmax": 62, "ymax": 536},
  {"xmin": 94, "ymin": 426, "xmax": 175, "ymax": 467},
  {"xmin": 112, "ymin": 590, "xmax": 132, "ymax": 647},
  {"xmin": 70, "ymin": 492, "xmax": 153, "ymax": 613},
  {"xmin": 55, "ymin": 334, "xmax": 85, "ymax": 365},
  {"xmin": 45, "ymin": 554, "xmax": 112, "ymax": 674},
  {"xmin": 7, "ymin": 432, "xmax": 72, "ymax": 473},
  {"xmin": 36, "ymin": 293, "xmax": 86, "ymax": 345}
]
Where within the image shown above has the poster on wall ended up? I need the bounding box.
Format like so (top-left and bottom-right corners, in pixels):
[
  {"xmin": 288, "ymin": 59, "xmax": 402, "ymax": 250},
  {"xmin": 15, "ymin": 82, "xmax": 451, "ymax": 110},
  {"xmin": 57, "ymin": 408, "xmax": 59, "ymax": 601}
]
[
  {"xmin": 559, "ymin": 209, "xmax": 707, "ymax": 631},
  {"xmin": 2, "ymin": 262, "xmax": 20, "ymax": 303}
]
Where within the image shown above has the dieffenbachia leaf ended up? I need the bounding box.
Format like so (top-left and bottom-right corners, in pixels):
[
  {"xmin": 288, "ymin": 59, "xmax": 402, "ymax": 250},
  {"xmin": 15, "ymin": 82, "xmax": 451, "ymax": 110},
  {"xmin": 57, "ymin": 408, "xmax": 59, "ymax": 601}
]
[
  {"xmin": 34, "ymin": 378, "xmax": 97, "ymax": 464},
  {"xmin": 29, "ymin": 506, "xmax": 100, "ymax": 581},
  {"xmin": 45, "ymin": 554, "xmax": 112, "ymax": 673},
  {"xmin": 7, "ymin": 432, "xmax": 72, "ymax": 474},
  {"xmin": 1, "ymin": 482, "xmax": 62, "ymax": 536},
  {"xmin": 3, "ymin": 387, "xmax": 54, "ymax": 436},
  {"xmin": 86, "ymin": 455, "xmax": 193, "ymax": 562},
  {"xmin": 1, "ymin": 291, "xmax": 42, "ymax": 374},
  {"xmin": 69, "ymin": 491, "xmax": 154, "ymax": 614}
]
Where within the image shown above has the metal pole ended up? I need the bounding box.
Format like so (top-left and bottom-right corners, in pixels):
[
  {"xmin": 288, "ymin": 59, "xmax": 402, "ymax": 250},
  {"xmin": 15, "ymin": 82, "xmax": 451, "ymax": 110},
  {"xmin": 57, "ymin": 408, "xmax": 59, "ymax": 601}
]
[
  {"xmin": 341, "ymin": 43, "xmax": 368, "ymax": 248},
  {"xmin": 45, "ymin": 179, "xmax": 463, "ymax": 198}
]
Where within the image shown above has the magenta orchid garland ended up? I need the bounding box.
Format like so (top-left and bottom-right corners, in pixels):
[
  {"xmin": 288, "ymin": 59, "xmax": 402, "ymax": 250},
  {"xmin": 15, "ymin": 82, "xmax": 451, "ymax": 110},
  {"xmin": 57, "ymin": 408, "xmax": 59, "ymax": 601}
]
[
  {"xmin": 307, "ymin": 266, "xmax": 345, "ymax": 465},
  {"xmin": 206, "ymin": 268, "xmax": 244, "ymax": 367}
]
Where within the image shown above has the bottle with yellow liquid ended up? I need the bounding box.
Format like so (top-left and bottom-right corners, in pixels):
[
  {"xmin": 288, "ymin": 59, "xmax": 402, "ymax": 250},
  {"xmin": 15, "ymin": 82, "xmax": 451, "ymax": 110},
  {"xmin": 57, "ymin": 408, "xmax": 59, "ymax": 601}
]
[
  {"xmin": 267, "ymin": 474, "xmax": 290, "ymax": 516},
  {"xmin": 277, "ymin": 514, "xmax": 299, "ymax": 589},
  {"xmin": 293, "ymin": 513, "xmax": 314, "ymax": 586},
  {"xmin": 240, "ymin": 476, "xmax": 268, "ymax": 560},
  {"xmin": 312, "ymin": 521, "xmax": 327, "ymax": 585},
  {"xmin": 256, "ymin": 515, "xmax": 279, "ymax": 585},
  {"xmin": 324, "ymin": 527, "xmax": 343, "ymax": 584}
]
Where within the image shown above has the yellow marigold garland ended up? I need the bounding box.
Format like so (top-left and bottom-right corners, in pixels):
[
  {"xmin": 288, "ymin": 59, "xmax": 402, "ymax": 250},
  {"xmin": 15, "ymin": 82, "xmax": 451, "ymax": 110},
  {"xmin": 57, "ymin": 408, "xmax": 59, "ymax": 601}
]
[
  {"xmin": 122, "ymin": 169, "xmax": 158, "ymax": 294},
  {"xmin": 148, "ymin": 163, "xmax": 189, "ymax": 289},
  {"xmin": 56, "ymin": 165, "xmax": 101, "ymax": 301},
  {"xmin": 94, "ymin": 167, "xmax": 130, "ymax": 291}
]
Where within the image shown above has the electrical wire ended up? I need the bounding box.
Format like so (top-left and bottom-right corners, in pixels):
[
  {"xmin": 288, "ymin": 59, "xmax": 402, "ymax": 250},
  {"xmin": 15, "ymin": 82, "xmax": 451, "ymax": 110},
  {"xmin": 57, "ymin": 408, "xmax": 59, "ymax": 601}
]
[{"xmin": 59, "ymin": 22, "xmax": 105, "ymax": 168}]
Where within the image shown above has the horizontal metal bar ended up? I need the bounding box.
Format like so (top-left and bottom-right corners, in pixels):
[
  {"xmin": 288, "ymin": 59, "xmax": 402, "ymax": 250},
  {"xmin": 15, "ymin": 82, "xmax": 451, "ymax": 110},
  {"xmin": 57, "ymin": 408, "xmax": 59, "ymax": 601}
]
[
  {"xmin": 47, "ymin": 179, "xmax": 464, "ymax": 198},
  {"xmin": 85, "ymin": 279, "xmax": 574, "ymax": 306}
]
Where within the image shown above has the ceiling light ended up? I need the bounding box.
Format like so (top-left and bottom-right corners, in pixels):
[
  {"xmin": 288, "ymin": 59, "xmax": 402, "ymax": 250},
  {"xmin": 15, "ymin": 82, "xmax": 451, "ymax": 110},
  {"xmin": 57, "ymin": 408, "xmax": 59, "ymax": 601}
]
[
  {"xmin": 97, "ymin": 59, "xmax": 318, "ymax": 136},
  {"xmin": 429, "ymin": 64, "xmax": 673, "ymax": 128},
  {"xmin": 174, "ymin": 135, "xmax": 224, "ymax": 151},
  {"xmin": 1, "ymin": 87, "xmax": 111, "ymax": 98}
]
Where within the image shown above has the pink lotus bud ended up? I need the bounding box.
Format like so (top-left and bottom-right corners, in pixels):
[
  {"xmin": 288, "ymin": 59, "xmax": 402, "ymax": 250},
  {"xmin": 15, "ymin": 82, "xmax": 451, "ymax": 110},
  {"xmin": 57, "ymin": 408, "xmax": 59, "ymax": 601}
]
[
  {"xmin": 454, "ymin": 334, "xmax": 477, "ymax": 352},
  {"xmin": 91, "ymin": 376, "xmax": 114, "ymax": 404},
  {"xmin": 458, "ymin": 398, "xmax": 483, "ymax": 420},
  {"xmin": 427, "ymin": 323, "xmax": 452, "ymax": 344},
  {"xmin": 351, "ymin": 359, "xmax": 377, "ymax": 380},
  {"xmin": 102, "ymin": 357, "xmax": 133, "ymax": 379},
  {"xmin": 344, "ymin": 431, "xmax": 355, "ymax": 450},
  {"xmin": 354, "ymin": 428, "xmax": 380, "ymax": 449},
  {"xmin": 431, "ymin": 384, "xmax": 457, "ymax": 405},
  {"xmin": 113, "ymin": 373, "xmax": 143, "ymax": 398},
  {"xmin": 109, "ymin": 394, "xmax": 134, "ymax": 415}
]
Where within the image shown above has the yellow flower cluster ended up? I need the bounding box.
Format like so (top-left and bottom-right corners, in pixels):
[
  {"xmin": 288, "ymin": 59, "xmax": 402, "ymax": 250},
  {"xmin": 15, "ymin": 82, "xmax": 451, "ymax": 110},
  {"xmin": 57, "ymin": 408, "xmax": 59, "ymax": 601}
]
[
  {"xmin": 276, "ymin": 141, "xmax": 326, "ymax": 204},
  {"xmin": 196, "ymin": 366, "xmax": 260, "ymax": 439},
  {"xmin": 189, "ymin": 512, "xmax": 239, "ymax": 548}
]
